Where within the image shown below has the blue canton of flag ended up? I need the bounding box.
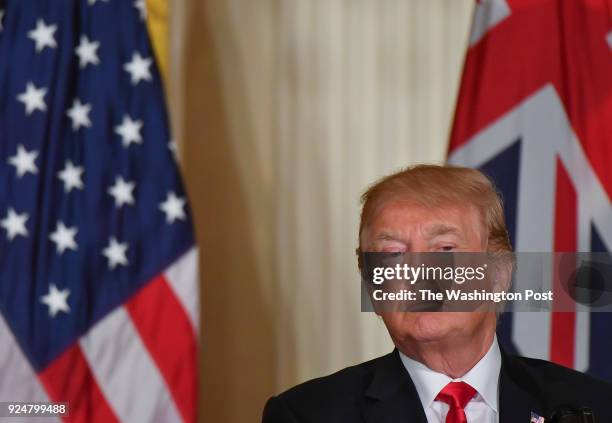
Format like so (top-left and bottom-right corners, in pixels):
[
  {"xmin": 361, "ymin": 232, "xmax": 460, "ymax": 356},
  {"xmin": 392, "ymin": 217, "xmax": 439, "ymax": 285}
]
[{"xmin": 0, "ymin": 1, "xmax": 199, "ymax": 422}]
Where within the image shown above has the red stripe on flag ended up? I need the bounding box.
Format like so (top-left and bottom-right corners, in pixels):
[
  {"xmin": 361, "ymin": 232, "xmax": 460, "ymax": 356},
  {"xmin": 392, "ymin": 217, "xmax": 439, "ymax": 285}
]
[
  {"xmin": 38, "ymin": 344, "xmax": 119, "ymax": 423},
  {"xmin": 126, "ymin": 275, "xmax": 198, "ymax": 423},
  {"xmin": 550, "ymin": 160, "xmax": 577, "ymax": 368}
]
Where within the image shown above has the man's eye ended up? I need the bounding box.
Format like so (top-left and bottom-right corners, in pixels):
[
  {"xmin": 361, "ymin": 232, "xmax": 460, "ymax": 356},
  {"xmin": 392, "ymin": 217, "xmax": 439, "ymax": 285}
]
[
  {"xmin": 439, "ymin": 245, "xmax": 455, "ymax": 252},
  {"xmin": 380, "ymin": 251, "xmax": 403, "ymax": 266}
]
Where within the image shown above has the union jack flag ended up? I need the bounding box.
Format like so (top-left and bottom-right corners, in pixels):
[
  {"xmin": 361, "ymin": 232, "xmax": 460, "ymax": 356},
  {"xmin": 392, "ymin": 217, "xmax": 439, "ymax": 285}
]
[
  {"xmin": 449, "ymin": 0, "xmax": 612, "ymax": 380},
  {"xmin": 0, "ymin": 1, "xmax": 199, "ymax": 422}
]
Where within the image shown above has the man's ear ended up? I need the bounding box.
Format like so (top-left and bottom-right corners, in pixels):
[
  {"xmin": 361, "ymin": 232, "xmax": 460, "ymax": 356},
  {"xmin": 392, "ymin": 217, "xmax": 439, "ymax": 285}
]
[{"xmin": 492, "ymin": 252, "xmax": 514, "ymax": 293}]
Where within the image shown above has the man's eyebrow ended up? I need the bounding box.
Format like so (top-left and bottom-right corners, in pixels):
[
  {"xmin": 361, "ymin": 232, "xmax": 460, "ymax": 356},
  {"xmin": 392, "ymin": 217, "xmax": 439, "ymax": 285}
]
[
  {"xmin": 423, "ymin": 224, "xmax": 463, "ymax": 238},
  {"xmin": 373, "ymin": 231, "xmax": 404, "ymax": 241}
]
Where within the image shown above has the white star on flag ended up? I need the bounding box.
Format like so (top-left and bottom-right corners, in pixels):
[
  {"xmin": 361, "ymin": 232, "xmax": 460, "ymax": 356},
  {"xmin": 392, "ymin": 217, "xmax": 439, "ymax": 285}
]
[
  {"xmin": 108, "ymin": 176, "xmax": 136, "ymax": 208},
  {"xmin": 17, "ymin": 82, "xmax": 47, "ymax": 115},
  {"xmin": 75, "ymin": 35, "xmax": 100, "ymax": 68},
  {"xmin": 102, "ymin": 237, "xmax": 129, "ymax": 269},
  {"xmin": 114, "ymin": 115, "xmax": 143, "ymax": 147},
  {"xmin": 49, "ymin": 221, "xmax": 78, "ymax": 254},
  {"xmin": 123, "ymin": 52, "xmax": 153, "ymax": 85},
  {"xmin": 27, "ymin": 19, "xmax": 58, "ymax": 52},
  {"xmin": 66, "ymin": 98, "xmax": 92, "ymax": 130},
  {"xmin": 57, "ymin": 160, "xmax": 84, "ymax": 193},
  {"xmin": 159, "ymin": 191, "xmax": 187, "ymax": 224},
  {"xmin": 134, "ymin": 0, "xmax": 147, "ymax": 20},
  {"xmin": 1, "ymin": 208, "xmax": 29, "ymax": 241},
  {"xmin": 168, "ymin": 139, "xmax": 179, "ymax": 158},
  {"xmin": 8, "ymin": 144, "xmax": 39, "ymax": 178},
  {"xmin": 88, "ymin": 0, "xmax": 110, "ymax": 5},
  {"xmin": 40, "ymin": 284, "xmax": 71, "ymax": 317}
]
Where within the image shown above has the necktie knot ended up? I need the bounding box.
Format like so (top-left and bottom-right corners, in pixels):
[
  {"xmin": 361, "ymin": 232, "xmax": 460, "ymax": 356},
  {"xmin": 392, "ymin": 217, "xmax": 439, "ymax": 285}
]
[{"xmin": 435, "ymin": 381, "xmax": 477, "ymax": 423}]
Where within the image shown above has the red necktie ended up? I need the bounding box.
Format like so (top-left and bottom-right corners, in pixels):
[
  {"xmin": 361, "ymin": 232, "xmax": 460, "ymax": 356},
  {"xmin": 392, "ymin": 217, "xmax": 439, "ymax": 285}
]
[{"xmin": 435, "ymin": 381, "xmax": 477, "ymax": 423}]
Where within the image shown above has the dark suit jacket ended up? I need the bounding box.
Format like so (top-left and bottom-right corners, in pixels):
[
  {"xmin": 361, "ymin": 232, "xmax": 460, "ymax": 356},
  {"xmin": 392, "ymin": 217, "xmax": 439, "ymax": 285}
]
[{"xmin": 262, "ymin": 345, "xmax": 612, "ymax": 422}]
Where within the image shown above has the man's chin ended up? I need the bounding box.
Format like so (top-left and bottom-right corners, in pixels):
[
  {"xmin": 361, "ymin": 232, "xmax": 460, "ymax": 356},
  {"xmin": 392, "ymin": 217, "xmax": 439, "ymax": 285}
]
[{"xmin": 398, "ymin": 312, "xmax": 463, "ymax": 344}]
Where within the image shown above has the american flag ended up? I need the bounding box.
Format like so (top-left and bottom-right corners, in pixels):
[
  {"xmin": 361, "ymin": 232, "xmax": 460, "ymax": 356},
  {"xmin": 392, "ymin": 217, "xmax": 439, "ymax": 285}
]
[
  {"xmin": 0, "ymin": 1, "xmax": 199, "ymax": 422},
  {"xmin": 449, "ymin": 0, "xmax": 612, "ymax": 380}
]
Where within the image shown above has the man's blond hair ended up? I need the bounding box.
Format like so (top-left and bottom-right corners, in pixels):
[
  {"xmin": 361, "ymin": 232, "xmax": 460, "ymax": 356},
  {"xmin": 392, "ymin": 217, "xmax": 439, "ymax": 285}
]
[{"xmin": 357, "ymin": 164, "xmax": 512, "ymax": 265}]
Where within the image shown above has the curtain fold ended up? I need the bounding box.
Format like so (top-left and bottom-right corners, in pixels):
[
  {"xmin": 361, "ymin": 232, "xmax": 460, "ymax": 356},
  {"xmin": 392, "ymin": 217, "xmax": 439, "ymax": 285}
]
[{"xmin": 168, "ymin": 1, "xmax": 473, "ymax": 421}]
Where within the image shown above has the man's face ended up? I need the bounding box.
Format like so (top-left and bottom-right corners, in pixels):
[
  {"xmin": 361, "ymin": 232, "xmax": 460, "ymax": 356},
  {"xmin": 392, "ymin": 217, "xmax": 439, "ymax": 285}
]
[{"xmin": 362, "ymin": 199, "xmax": 496, "ymax": 347}]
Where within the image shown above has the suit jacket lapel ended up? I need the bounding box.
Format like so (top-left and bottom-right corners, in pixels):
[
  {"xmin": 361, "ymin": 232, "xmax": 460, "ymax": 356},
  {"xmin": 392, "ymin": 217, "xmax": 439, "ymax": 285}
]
[
  {"xmin": 499, "ymin": 347, "xmax": 548, "ymax": 423},
  {"xmin": 359, "ymin": 350, "xmax": 428, "ymax": 423}
]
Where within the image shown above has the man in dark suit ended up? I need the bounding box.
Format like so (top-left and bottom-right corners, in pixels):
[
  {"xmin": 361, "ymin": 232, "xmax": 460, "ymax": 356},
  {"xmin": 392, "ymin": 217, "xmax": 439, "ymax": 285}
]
[{"xmin": 263, "ymin": 165, "xmax": 612, "ymax": 423}]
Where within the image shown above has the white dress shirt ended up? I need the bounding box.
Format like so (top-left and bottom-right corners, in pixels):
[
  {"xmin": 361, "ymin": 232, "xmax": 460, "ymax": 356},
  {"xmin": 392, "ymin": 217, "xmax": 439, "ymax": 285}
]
[{"xmin": 399, "ymin": 337, "xmax": 501, "ymax": 423}]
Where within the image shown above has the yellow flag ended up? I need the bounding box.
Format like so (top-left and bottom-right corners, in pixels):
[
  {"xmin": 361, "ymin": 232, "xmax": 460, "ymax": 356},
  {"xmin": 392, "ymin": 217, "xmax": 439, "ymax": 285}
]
[{"xmin": 145, "ymin": 0, "xmax": 169, "ymax": 87}]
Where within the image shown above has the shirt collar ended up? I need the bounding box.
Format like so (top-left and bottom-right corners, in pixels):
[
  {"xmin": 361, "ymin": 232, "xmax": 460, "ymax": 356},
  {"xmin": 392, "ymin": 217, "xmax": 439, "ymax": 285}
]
[{"xmin": 399, "ymin": 336, "xmax": 501, "ymax": 412}]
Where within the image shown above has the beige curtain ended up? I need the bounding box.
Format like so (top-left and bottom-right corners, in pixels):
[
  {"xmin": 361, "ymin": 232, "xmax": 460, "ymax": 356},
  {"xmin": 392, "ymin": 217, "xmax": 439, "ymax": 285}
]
[{"xmin": 168, "ymin": 1, "xmax": 473, "ymax": 421}]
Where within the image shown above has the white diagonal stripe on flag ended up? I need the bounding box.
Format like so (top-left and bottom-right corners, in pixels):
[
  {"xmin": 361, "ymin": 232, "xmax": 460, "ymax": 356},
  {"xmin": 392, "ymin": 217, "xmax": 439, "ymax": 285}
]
[
  {"xmin": 164, "ymin": 247, "xmax": 199, "ymax": 332},
  {"xmin": 468, "ymin": 0, "xmax": 510, "ymax": 46},
  {"xmin": 0, "ymin": 315, "xmax": 60, "ymax": 422},
  {"xmin": 79, "ymin": 306, "xmax": 183, "ymax": 423},
  {"xmin": 0, "ymin": 315, "xmax": 50, "ymax": 401}
]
